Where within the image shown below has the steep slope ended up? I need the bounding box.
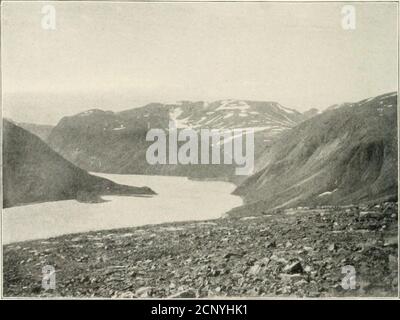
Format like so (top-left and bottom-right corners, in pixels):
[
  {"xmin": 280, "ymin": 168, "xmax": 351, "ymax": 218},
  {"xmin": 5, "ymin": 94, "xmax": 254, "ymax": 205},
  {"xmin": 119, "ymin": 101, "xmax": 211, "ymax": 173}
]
[
  {"xmin": 47, "ymin": 100, "xmax": 306, "ymax": 179},
  {"xmin": 16, "ymin": 122, "xmax": 54, "ymax": 142},
  {"xmin": 3, "ymin": 119, "xmax": 54, "ymax": 142},
  {"xmin": 2, "ymin": 120, "xmax": 155, "ymax": 208},
  {"xmin": 231, "ymin": 92, "xmax": 398, "ymax": 215}
]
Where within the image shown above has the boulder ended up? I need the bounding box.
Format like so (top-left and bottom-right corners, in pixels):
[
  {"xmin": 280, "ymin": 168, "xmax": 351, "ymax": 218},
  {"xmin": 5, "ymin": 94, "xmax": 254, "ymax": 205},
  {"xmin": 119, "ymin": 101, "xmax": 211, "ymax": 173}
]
[{"xmin": 283, "ymin": 261, "xmax": 303, "ymax": 274}]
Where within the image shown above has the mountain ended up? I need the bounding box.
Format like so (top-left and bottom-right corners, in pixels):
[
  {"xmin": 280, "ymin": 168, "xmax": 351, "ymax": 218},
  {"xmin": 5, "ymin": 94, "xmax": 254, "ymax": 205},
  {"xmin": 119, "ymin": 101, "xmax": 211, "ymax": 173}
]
[
  {"xmin": 2, "ymin": 120, "xmax": 155, "ymax": 208},
  {"xmin": 16, "ymin": 122, "xmax": 54, "ymax": 141},
  {"xmin": 167, "ymin": 100, "xmax": 303, "ymax": 130},
  {"xmin": 302, "ymin": 108, "xmax": 320, "ymax": 119},
  {"xmin": 230, "ymin": 92, "xmax": 398, "ymax": 216},
  {"xmin": 47, "ymin": 100, "xmax": 306, "ymax": 180},
  {"xmin": 4, "ymin": 119, "xmax": 54, "ymax": 142}
]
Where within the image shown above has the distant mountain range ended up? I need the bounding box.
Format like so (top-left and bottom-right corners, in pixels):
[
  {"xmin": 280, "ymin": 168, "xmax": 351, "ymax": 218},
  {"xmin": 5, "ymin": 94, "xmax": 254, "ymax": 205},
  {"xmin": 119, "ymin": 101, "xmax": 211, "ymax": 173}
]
[
  {"xmin": 230, "ymin": 92, "xmax": 398, "ymax": 216},
  {"xmin": 4, "ymin": 92, "xmax": 397, "ymax": 211},
  {"xmin": 47, "ymin": 100, "xmax": 310, "ymax": 180},
  {"xmin": 2, "ymin": 120, "xmax": 155, "ymax": 208}
]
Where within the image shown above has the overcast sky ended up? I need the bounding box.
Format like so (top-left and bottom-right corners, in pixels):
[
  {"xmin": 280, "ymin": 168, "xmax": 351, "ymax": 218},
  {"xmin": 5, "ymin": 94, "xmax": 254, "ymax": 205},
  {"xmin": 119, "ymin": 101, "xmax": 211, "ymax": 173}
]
[{"xmin": 2, "ymin": 1, "xmax": 398, "ymax": 124}]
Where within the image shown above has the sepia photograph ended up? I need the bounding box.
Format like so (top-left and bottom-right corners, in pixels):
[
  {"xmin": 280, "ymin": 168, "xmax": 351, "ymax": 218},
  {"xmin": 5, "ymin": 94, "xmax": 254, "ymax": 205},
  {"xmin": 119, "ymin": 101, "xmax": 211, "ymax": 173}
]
[{"xmin": 1, "ymin": 0, "xmax": 398, "ymax": 301}]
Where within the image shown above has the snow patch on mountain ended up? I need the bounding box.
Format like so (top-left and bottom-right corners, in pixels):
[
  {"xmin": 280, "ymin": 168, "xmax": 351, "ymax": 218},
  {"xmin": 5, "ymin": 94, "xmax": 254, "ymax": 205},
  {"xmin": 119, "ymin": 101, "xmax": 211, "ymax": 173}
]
[
  {"xmin": 318, "ymin": 189, "xmax": 338, "ymax": 197},
  {"xmin": 216, "ymin": 100, "xmax": 250, "ymax": 111},
  {"xmin": 277, "ymin": 103, "xmax": 297, "ymax": 114},
  {"xmin": 79, "ymin": 110, "xmax": 95, "ymax": 116},
  {"xmin": 113, "ymin": 125, "xmax": 126, "ymax": 131},
  {"xmin": 170, "ymin": 107, "xmax": 191, "ymax": 128}
]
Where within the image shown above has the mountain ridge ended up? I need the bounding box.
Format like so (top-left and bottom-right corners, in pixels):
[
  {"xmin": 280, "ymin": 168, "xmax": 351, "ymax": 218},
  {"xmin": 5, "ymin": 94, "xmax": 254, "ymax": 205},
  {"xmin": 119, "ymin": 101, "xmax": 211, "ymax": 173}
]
[
  {"xmin": 47, "ymin": 99, "xmax": 308, "ymax": 179},
  {"xmin": 230, "ymin": 91, "xmax": 397, "ymax": 216},
  {"xmin": 2, "ymin": 120, "xmax": 155, "ymax": 208}
]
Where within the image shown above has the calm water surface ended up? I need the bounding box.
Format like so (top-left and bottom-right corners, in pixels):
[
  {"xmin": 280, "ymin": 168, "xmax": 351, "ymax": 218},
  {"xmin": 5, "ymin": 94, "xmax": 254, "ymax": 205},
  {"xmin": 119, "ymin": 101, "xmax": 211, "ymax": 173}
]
[{"xmin": 3, "ymin": 173, "xmax": 243, "ymax": 244}]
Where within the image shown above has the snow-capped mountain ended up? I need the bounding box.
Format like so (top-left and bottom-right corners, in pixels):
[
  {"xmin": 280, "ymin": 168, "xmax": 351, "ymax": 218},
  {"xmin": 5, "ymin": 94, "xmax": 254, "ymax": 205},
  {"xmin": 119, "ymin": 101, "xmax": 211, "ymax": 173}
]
[
  {"xmin": 47, "ymin": 100, "xmax": 307, "ymax": 179},
  {"xmin": 167, "ymin": 100, "xmax": 304, "ymax": 147},
  {"xmin": 169, "ymin": 100, "xmax": 301, "ymax": 129}
]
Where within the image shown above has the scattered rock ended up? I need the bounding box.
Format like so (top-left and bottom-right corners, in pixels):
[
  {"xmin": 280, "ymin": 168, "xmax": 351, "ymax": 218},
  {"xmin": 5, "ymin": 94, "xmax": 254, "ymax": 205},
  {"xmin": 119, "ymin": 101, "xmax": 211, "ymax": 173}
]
[
  {"xmin": 3, "ymin": 202, "xmax": 398, "ymax": 298},
  {"xmin": 168, "ymin": 289, "xmax": 196, "ymax": 298},
  {"xmin": 279, "ymin": 273, "xmax": 304, "ymax": 282},
  {"xmin": 388, "ymin": 255, "xmax": 397, "ymax": 270},
  {"xmin": 135, "ymin": 287, "xmax": 153, "ymax": 298},
  {"xmin": 224, "ymin": 252, "xmax": 243, "ymax": 259},
  {"xmin": 283, "ymin": 261, "xmax": 303, "ymax": 274},
  {"xmin": 285, "ymin": 241, "xmax": 293, "ymax": 248},
  {"xmin": 265, "ymin": 240, "xmax": 276, "ymax": 249},
  {"xmin": 248, "ymin": 264, "xmax": 262, "ymax": 276},
  {"xmin": 384, "ymin": 236, "xmax": 398, "ymax": 247},
  {"xmin": 112, "ymin": 291, "xmax": 137, "ymax": 299},
  {"xmin": 328, "ymin": 243, "xmax": 336, "ymax": 252}
]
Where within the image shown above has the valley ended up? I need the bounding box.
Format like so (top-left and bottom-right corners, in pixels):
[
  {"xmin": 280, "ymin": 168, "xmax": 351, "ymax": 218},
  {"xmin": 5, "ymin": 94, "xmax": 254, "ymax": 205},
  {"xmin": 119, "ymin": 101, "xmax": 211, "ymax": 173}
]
[
  {"xmin": 2, "ymin": 92, "xmax": 398, "ymax": 298},
  {"xmin": 2, "ymin": 1, "xmax": 397, "ymax": 301}
]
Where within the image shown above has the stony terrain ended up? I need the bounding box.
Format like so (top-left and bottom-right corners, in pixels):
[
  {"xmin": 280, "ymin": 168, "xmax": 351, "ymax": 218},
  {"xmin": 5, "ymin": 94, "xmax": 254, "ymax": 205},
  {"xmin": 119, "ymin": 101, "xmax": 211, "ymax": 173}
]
[{"xmin": 3, "ymin": 202, "xmax": 398, "ymax": 298}]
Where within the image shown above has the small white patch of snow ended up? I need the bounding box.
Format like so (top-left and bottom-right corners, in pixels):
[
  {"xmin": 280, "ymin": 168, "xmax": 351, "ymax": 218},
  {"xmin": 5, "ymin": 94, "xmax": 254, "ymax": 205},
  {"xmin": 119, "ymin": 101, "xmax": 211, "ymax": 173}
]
[
  {"xmin": 159, "ymin": 226, "xmax": 185, "ymax": 232},
  {"xmin": 196, "ymin": 222, "xmax": 217, "ymax": 226},
  {"xmin": 240, "ymin": 216, "xmax": 258, "ymax": 221},
  {"xmin": 252, "ymin": 126, "xmax": 272, "ymax": 132},
  {"xmin": 79, "ymin": 110, "xmax": 94, "ymax": 116},
  {"xmin": 170, "ymin": 107, "xmax": 191, "ymax": 128},
  {"xmin": 210, "ymin": 127, "xmax": 264, "ymax": 146},
  {"xmin": 113, "ymin": 125, "xmax": 126, "ymax": 131},
  {"xmin": 318, "ymin": 189, "xmax": 338, "ymax": 197},
  {"xmin": 279, "ymin": 104, "xmax": 297, "ymax": 114},
  {"xmin": 361, "ymin": 97, "xmax": 375, "ymax": 104},
  {"xmin": 216, "ymin": 100, "xmax": 250, "ymax": 111},
  {"xmin": 223, "ymin": 113, "xmax": 234, "ymax": 119},
  {"xmin": 198, "ymin": 116, "xmax": 208, "ymax": 122}
]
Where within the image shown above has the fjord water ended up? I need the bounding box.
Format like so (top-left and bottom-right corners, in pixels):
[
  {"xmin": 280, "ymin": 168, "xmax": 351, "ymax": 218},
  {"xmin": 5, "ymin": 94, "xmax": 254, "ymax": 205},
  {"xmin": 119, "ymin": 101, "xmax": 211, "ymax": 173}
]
[{"xmin": 3, "ymin": 173, "xmax": 243, "ymax": 244}]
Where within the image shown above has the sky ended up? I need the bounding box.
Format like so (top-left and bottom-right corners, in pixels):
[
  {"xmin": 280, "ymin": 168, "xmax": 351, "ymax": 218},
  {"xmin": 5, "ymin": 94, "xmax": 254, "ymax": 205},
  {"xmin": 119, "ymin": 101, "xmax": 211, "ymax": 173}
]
[{"xmin": 1, "ymin": 1, "xmax": 398, "ymax": 124}]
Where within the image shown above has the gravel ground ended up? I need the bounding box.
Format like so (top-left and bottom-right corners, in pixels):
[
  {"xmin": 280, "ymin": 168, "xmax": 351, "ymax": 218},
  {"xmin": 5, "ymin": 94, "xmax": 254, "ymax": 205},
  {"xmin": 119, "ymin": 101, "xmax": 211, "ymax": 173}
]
[{"xmin": 3, "ymin": 203, "xmax": 398, "ymax": 298}]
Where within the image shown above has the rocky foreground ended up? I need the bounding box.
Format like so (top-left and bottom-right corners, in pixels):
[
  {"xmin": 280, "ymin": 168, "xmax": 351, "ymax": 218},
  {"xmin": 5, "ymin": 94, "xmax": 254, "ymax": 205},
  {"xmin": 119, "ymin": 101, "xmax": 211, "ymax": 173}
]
[{"xmin": 3, "ymin": 203, "xmax": 398, "ymax": 298}]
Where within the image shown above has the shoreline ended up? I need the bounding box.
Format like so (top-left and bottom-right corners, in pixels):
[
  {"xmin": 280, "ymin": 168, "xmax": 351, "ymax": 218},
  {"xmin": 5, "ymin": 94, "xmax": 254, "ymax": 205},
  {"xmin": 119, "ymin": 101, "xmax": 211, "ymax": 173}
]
[
  {"xmin": 2, "ymin": 174, "xmax": 243, "ymax": 244},
  {"xmin": 3, "ymin": 203, "xmax": 397, "ymax": 298}
]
